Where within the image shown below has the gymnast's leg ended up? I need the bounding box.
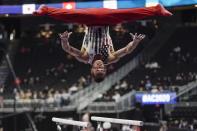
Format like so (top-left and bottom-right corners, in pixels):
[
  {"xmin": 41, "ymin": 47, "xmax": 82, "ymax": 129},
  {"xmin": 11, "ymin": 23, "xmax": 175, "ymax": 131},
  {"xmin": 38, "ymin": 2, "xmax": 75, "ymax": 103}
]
[
  {"xmin": 104, "ymin": 4, "xmax": 172, "ymax": 22},
  {"xmin": 34, "ymin": 4, "xmax": 172, "ymax": 25}
]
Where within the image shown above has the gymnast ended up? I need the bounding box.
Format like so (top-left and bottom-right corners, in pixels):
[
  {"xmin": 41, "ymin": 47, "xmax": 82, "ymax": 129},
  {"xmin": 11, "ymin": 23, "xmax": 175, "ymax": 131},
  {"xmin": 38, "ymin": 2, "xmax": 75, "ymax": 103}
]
[
  {"xmin": 59, "ymin": 30, "xmax": 145, "ymax": 83},
  {"xmin": 34, "ymin": 4, "xmax": 172, "ymax": 82}
]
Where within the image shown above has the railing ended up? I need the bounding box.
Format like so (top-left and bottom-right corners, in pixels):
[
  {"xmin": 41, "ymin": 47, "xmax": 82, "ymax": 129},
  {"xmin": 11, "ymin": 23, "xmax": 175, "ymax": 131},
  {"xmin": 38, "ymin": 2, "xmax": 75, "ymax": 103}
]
[
  {"xmin": 26, "ymin": 113, "xmax": 38, "ymax": 131},
  {"xmin": 172, "ymin": 102, "xmax": 197, "ymax": 107},
  {"xmin": 164, "ymin": 80, "xmax": 197, "ymax": 114},
  {"xmin": 0, "ymin": 40, "xmax": 19, "ymax": 85},
  {"xmin": 176, "ymin": 80, "xmax": 197, "ymax": 98},
  {"xmin": 83, "ymin": 91, "xmax": 136, "ymax": 113},
  {"xmin": 0, "ymin": 99, "xmax": 75, "ymax": 113}
]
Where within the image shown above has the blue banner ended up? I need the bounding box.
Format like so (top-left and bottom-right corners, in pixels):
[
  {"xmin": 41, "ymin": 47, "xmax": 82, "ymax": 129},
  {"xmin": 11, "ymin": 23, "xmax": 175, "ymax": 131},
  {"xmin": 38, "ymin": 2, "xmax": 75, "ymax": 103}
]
[
  {"xmin": 135, "ymin": 92, "xmax": 177, "ymax": 105},
  {"xmin": 0, "ymin": 5, "xmax": 21, "ymax": 14},
  {"xmin": 117, "ymin": 0, "xmax": 146, "ymax": 8},
  {"xmin": 159, "ymin": 0, "xmax": 197, "ymax": 7},
  {"xmin": 76, "ymin": 1, "xmax": 103, "ymax": 8}
]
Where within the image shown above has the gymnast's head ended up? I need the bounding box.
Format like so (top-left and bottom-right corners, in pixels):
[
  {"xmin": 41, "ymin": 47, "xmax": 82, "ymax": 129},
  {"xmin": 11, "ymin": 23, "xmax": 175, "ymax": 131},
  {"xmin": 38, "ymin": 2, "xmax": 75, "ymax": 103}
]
[{"xmin": 91, "ymin": 59, "xmax": 106, "ymax": 83}]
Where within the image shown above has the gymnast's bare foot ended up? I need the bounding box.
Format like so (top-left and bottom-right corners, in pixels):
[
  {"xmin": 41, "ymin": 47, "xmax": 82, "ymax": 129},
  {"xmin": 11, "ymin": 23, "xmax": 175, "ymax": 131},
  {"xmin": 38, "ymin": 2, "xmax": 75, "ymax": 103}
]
[
  {"xmin": 33, "ymin": 4, "xmax": 48, "ymax": 15},
  {"xmin": 156, "ymin": 4, "xmax": 172, "ymax": 16}
]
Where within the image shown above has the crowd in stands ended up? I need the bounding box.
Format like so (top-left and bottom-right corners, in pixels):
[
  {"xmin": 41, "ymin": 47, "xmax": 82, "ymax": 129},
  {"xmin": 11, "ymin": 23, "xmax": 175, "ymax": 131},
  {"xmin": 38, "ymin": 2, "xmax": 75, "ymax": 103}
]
[
  {"xmin": 95, "ymin": 80, "xmax": 133, "ymax": 102},
  {"xmin": 166, "ymin": 118, "xmax": 197, "ymax": 131}
]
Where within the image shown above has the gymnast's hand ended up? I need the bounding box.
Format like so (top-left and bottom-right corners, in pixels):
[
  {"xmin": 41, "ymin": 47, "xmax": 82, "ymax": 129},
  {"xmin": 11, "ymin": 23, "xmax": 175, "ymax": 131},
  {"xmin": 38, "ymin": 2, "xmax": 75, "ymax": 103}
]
[
  {"xmin": 124, "ymin": 33, "xmax": 145, "ymax": 54},
  {"xmin": 130, "ymin": 33, "xmax": 145, "ymax": 45},
  {"xmin": 59, "ymin": 31, "xmax": 72, "ymax": 52}
]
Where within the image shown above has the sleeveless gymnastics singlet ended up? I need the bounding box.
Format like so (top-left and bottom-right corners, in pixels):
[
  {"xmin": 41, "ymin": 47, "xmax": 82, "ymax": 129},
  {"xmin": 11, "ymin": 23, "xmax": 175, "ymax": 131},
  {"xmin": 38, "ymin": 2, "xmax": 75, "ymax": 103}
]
[{"xmin": 81, "ymin": 26, "xmax": 113, "ymax": 65}]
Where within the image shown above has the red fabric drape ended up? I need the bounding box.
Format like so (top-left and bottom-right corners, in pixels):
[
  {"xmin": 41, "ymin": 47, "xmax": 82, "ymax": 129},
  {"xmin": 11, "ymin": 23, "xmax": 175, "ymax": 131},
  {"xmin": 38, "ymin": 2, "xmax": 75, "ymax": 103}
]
[{"xmin": 34, "ymin": 4, "xmax": 172, "ymax": 26}]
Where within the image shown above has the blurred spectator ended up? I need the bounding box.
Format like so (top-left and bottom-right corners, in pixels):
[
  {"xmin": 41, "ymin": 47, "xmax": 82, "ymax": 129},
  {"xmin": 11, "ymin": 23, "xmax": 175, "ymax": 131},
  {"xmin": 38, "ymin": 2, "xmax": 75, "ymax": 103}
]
[
  {"xmin": 151, "ymin": 85, "xmax": 159, "ymax": 93},
  {"xmin": 54, "ymin": 90, "xmax": 61, "ymax": 107},
  {"xmin": 61, "ymin": 89, "xmax": 70, "ymax": 106},
  {"xmin": 78, "ymin": 76, "xmax": 87, "ymax": 87},
  {"xmin": 47, "ymin": 92, "xmax": 54, "ymax": 105},
  {"xmin": 159, "ymin": 121, "xmax": 168, "ymax": 131},
  {"xmin": 0, "ymin": 119, "xmax": 3, "ymax": 131},
  {"xmin": 103, "ymin": 122, "xmax": 112, "ymax": 131},
  {"xmin": 0, "ymin": 23, "xmax": 7, "ymax": 40},
  {"xmin": 32, "ymin": 91, "xmax": 38, "ymax": 99},
  {"xmin": 82, "ymin": 113, "xmax": 95, "ymax": 131},
  {"xmin": 9, "ymin": 29, "xmax": 16, "ymax": 40},
  {"xmin": 115, "ymin": 82, "xmax": 120, "ymax": 90},
  {"xmin": 69, "ymin": 84, "xmax": 78, "ymax": 94},
  {"xmin": 120, "ymin": 80, "xmax": 128, "ymax": 90},
  {"xmin": 82, "ymin": 113, "xmax": 90, "ymax": 122},
  {"xmin": 37, "ymin": 23, "xmax": 54, "ymax": 39},
  {"xmin": 122, "ymin": 125, "xmax": 132, "ymax": 131},
  {"xmin": 112, "ymin": 91, "xmax": 120, "ymax": 102},
  {"xmin": 145, "ymin": 80, "xmax": 152, "ymax": 91},
  {"xmin": 0, "ymin": 84, "xmax": 4, "ymax": 108},
  {"xmin": 38, "ymin": 91, "xmax": 45, "ymax": 99},
  {"xmin": 25, "ymin": 89, "xmax": 32, "ymax": 99},
  {"xmin": 145, "ymin": 62, "xmax": 160, "ymax": 69}
]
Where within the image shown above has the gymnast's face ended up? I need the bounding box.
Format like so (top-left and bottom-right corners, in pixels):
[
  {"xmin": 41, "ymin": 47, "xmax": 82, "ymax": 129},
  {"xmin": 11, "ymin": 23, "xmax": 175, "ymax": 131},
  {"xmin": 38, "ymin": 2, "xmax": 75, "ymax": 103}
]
[{"xmin": 91, "ymin": 60, "xmax": 106, "ymax": 82}]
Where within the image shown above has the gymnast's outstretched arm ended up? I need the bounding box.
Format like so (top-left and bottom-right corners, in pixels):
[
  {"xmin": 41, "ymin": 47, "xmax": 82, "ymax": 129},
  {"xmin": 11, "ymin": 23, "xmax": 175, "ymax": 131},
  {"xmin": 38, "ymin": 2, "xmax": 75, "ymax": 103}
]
[
  {"xmin": 109, "ymin": 33, "xmax": 145, "ymax": 64},
  {"xmin": 59, "ymin": 31, "xmax": 88, "ymax": 63}
]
